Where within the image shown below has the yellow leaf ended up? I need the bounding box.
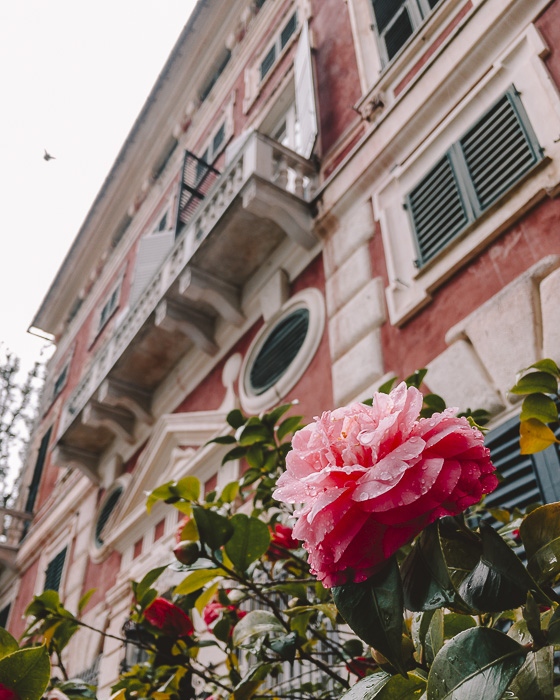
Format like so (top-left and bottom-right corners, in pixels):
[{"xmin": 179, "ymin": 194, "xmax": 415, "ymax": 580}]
[
  {"xmin": 195, "ymin": 580, "xmax": 219, "ymax": 616},
  {"xmin": 43, "ymin": 622, "xmax": 61, "ymax": 646},
  {"xmin": 520, "ymin": 419, "xmax": 560, "ymax": 454},
  {"xmin": 110, "ymin": 691, "xmax": 127, "ymax": 700}
]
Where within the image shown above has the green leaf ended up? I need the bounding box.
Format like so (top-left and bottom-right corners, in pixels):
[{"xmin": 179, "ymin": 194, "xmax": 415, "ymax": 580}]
[
  {"xmin": 145, "ymin": 481, "xmax": 174, "ymax": 513},
  {"xmin": 443, "ymin": 613, "xmax": 476, "ymax": 640},
  {"xmin": 135, "ymin": 565, "xmax": 167, "ymax": 603},
  {"xmin": 427, "ymin": 627, "xmax": 526, "ymax": 700},
  {"xmin": 458, "ymin": 521, "xmax": 539, "ymax": 612},
  {"xmin": 339, "ymin": 672, "xmax": 392, "ymax": 699},
  {"xmin": 0, "ymin": 645, "xmax": 51, "ymax": 700},
  {"xmin": 173, "ymin": 568, "xmax": 225, "ymax": 596},
  {"xmin": 194, "ymin": 581, "xmax": 220, "ymax": 616},
  {"xmin": 263, "ymin": 403, "xmax": 294, "ymax": 428},
  {"xmin": 232, "ymin": 663, "xmax": 274, "ymax": 700},
  {"xmin": 227, "ymin": 409, "xmax": 247, "ymax": 429},
  {"xmin": 222, "ymin": 446, "xmax": 248, "ymax": 465},
  {"xmin": 219, "ymin": 481, "xmax": 240, "ymax": 504},
  {"xmin": 520, "ymin": 419, "xmax": 560, "ymax": 454},
  {"xmin": 332, "ymin": 557, "xmax": 406, "ymax": 675},
  {"xmin": 0, "ymin": 629, "xmax": 18, "ymax": 660},
  {"xmin": 209, "ymin": 434, "xmax": 237, "ymax": 445},
  {"xmin": 232, "ymin": 610, "xmax": 285, "ymax": 647},
  {"xmin": 245, "ymin": 445, "xmax": 264, "ymax": 470},
  {"xmin": 528, "ymin": 359, "xmax": 560, "ymax": 377},
  {"xmin": 520, "ymin": 393, "xmax": 558, "ymax": 423},
  {"xmin": 402, "ymin": 518, "xmax": 480, "ymax": 613},
  {"xmin": 424, "ymin": 608, "xmax": 444, "ymax": 666},
  {"xmin": 373, "ymin": 672, "xmax": 427, "ymax": 700},
  {"xmin": 268, "ymin": 631, "xmax": 298, "ymax": 662},
  {"xmin": 377, "ymin": 376, "xmax": 398, "ymax": 394},
  {"xmin": 172, "ymin": 476, "xmax": 200, "ymax": 501},
  {"xmin": 276, "ymin": 416, "xmax": 303, "ymax": 442},
  {"xmin": 192, "ymin": 505, "xmax": 234, "ymax": 550},
  {"xmin": 78, "ymin": 589, "xmax": 96, "ymax": 614},
  {"xmin": 520, "ymin": 502, "xmax": 560, "ymax": 585},
  {"xmin": 510, "ymin": 371, "xmax": 558, "ymax": 395},
  {"xmin": 224, "ymin": 514, "xmax": 270, "ymax": 571},
  {"xmin": 509, "ymin": 647, "xmax": 554, "ymax": 700},
  {"xmin": 405, "ymin": 368, "xmax": 427, "ymax": 389},
  {"xmin": 237, "ymin": 424, "xmax": 270, "ymax": 446}
]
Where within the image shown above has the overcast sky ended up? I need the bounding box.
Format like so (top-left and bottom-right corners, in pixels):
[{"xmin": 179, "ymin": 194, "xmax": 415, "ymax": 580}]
[{"xmin": 0, "ymin": 1, "xmax": 196, "ymax": 371}]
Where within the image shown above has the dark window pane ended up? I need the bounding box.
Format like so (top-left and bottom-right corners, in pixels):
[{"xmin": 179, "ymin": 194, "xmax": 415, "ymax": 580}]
[
  {"xmin": 372, "ymin": 0, "xmax": 406, "ymax": 33},
  {"xmin": 250, "ymin": 309, "xmax": 309, "ymax": 395},
  {"xmin": 385, "ymin": 8, "xmax": 414, "ymax": 60},
  {"xmin": 280, "ymin": 12, "xmax": 297, "ymax": 48},
  {"xmin": 44, "ymin": 547, "xmax": 67, "ymax": 593},
  {"xmin": 261, "ymin": 45, "xmax": 276, "ymax": 80},
  {"xmin": 95, "ymin": 487, "xmax": 123, "ymax": 547}
]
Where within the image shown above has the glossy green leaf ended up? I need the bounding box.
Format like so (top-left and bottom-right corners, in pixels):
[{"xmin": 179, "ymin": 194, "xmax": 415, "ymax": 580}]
[
  {"xmin": 402, "ymin": 518, "xmax": 479, "ymax": 612},
  {"xmin": 245, "ymin": 445, "xmax": 264, "ymax": 469},
  {"xmin": 332, "ymin": 557, "xmax": 406, "ymax": 675},
  {"xmin": 237, "ymin": 424, "xmax": 271, "ymax": 447},
  {"xmin": 339, "ymin": 672, "xmax": 392, "ymax": 699},
  {"xmin": 0, "ymin": 629, "xmax": 18, "ymax": 660},
  {"xmin": 173, "ymin": 568, "xmax": 225, "ymax": 596},
  {"xmin": 145, "ymin": 481, "xmax": 174, "ymax": 513},
  {"xmin": 276, "ymin": 415, "xmax": 303, "ymax": 442},
  {"xmin": 224, "ymin": 514, "xmax": 270, "ymax": 571},
  {"xmin": 209, "ymin": 434, "xmax": 237, "ymax": 445},
  {"xmin": 458, "ymin": 521, "xmax": 538, "ymax": 612},
  {"xmin": 508, "ymin": 647, "xmax": 554, "ymax": 700},
  {"xmin": 443, "ymin": 613, "xmax": 476, "ymax": 640},
  {"xmin": 222, "ymin": 446, "xmax": 248, "ymax": 465},
  {"xmin": 424, "ymin": 608, "xmax": 444, "ymax": 665},
  {"xmin": 520, "ymin": 393, "xmax": 558, "ymax": 423},
  {"xmin": 510, "ymin": 371, "xmax": 558, "ymax": 395},
  {"xmin": 427, "ymin": 627, "xmax": 526, "ymax": 700},
  {"xmin": 519, "ymin": 419, "xmax": 560, "ymax": 455},
  {"xmin": 192, "ymin": 505, "xmax": 234, "ymax": 550},
  {"xmin": 227, "ymin": 409, "xmax": 247, "ymax": 430},
  {"xmin": 411, "ymin": 610, "xmax": 435, "ymax": 665},
  {"xmin": 232, "ymin": 663, "xmax": 274, "ymax": 700},
  {"xmin": 405, "ymin": 368, "xmax": 428, "ymax": 389},
  {"xmin": 0, "ymin": 645, "xmax": 50, "ymax": 700},
  {"xmin": 232, "ymin": 610, "xmax": 285, "ymax": 647},
  {"xmin": 219, "ymin": 481, "xmax": 240, "ymax": 504},
  {"xmin": 135, "ymin": 565, "xmax": 167, "ymax": 603},
  {"xmin": 173, "ymin": 476, "xmax": 200, "ymax": 501},
  {"xmin": 263, "ymin": 403, "xmax": 294, "ymax": 428},
  {"xmin": 519, "ymin": 502, "xmax": 560, "ymax": 585},
  {"xmin": 374, "ymin": 672, "xmax": 427, "ymax": 700},
  {"xmin": 268, "ymin": 631, "xmax": 298, "ymax": 662},
  {"xmin": 527, "ymin": 359, "xmax": 560, "ymax": 377}
]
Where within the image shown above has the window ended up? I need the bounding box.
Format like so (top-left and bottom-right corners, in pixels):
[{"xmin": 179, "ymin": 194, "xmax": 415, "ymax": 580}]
[
  {"xmin": 406, "ymin": 88, "xmax": 542, "ymax": 267},
  {"xmin": 44, "ymin": 547, "xmax": 67, "ymax": 593},
  {"xmin": 239, "ymin": 289, "xmax": 325, "ymax": 413},
  {"xmin": 52, "ymin": 363, "xmax": 69, "ymax": 400},
  {"xmin": 199, "ymin": 49, "xmax": 231, "ymax": 103},
  {"xmin": 259, "ymin": 11, "xmax": 298, "ymax": 81},
  {"xmin": 94, "ymin": 485, "xmax": 124, "ymax": 548},
  {"xmin": 372, "ymin": 0, "xmax": 443, "ymax": 65},
  {"xmin": 25, "ymin": 428, "xmax": 52, "ymax": 515},
  {"xmin": 98, "ymin": 284, "xmax": 121, "ymax": 332},
  {"xmin": 484, "ymin": 416, "xmax": 560, "ymax": 512}
]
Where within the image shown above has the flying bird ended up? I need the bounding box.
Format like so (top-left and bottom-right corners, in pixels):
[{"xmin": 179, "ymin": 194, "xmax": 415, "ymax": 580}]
[{"xmin": 43, "ymin": 149, "xmax": 56, "ymax": 161}]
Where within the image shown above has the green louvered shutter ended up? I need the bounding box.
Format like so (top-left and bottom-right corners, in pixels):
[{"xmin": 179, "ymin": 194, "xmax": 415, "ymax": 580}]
[
  {"xmin": 44, "ymin": 547, "xmax": 67, "ymax": 593},
  {"xmin": 407, "ymin": 155, "xmax": 470, "ymax": 265},
  {"xmin": 459, "ymin": 91, "xmax": 541, "ymax": 211}
]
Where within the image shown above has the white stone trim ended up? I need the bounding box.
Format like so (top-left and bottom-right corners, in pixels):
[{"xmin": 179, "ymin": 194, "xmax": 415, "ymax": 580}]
[{"xmin": 239, "ymin": 287, "xmax": 325, "ymax": 413}]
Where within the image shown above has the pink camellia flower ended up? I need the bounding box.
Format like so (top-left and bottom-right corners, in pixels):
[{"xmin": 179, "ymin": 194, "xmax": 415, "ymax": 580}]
[
  {"xmin": 144, "ymin": 597, "xmax": 194, "ymax": 637},
  {"xmin": 273, "ymin": 383, "xmax": 498, "ymax": 587},
  {"xmin": 267, "ymin": 523, "xmax": 300, "ymax": 561}
]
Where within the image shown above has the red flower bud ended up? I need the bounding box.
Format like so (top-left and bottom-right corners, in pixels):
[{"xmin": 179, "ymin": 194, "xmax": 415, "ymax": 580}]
[
  {"xmin": 0, "ymin": 685, "xmax": 19, "ymax": 700},
  {"xmin": 267, "ymin": 523, "xmax": 299, "ymax": 560},
  {"xmin": 173, "ymin": 540, "xmax": 200, "ymax": 565},
  {"xmin": 144, "ymin": 597, "xmax": 194, "ymax": 637}
]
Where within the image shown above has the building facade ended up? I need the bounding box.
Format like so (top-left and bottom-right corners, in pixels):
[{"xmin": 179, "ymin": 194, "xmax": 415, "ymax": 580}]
[{"xmin": 2, "ymin": 0, "xmax": 560, "ymax": 693}]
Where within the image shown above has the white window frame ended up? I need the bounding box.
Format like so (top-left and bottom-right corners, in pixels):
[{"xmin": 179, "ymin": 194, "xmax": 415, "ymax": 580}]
[
  {"xmin": 375, "ymin": 26, "xmax": 560, "ymax": 327},
  {"xmin": 239, "ymin": 288, "xmax": 325, "ymax": 413}
]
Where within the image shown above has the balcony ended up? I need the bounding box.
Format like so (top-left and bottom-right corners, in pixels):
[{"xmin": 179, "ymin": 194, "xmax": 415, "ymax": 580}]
[{"xmin": 53, "ymin": 132, "xmax": 318, "ymax": 481}]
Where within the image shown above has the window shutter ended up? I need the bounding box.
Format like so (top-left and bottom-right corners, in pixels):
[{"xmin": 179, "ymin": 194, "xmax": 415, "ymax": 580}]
[
  {"xmin": 44, "ymin": 547, "xmax": 67, "ymax": 593},
  {"xmin": 407, "ymin": 155, "xmax": 469, "ymax": 265},
  {"xmin": 459, "ymin": 92, "xmax": 540, "ymax": 210},
  {"xmin": 129, "ymin": 230, "xmax": 175, "ymax": 309},
  {"xmin": 95, "ymin": 487, "xmax": 123, "ymax": 547},
  {"xmin": 25, "ymin": 428, "xmax": 52, "ymax": 514},
  {"xmin": 294, "ymin": 21, "xmax": 318, "ymax": 159}
]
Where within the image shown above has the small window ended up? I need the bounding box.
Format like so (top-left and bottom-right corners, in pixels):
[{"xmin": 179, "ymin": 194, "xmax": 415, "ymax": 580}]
[
  {"xmin": 53, "ymin": 364, "xmax": 69, "ymax": 400},
  {"xmin": 239, "ymin": 289, "xmax": 325, "ymax": 413},
  {"xmin": 372, "ymin": 0, "xmax": 443, "ymax": 65},
  {"xmin": 259, "ymin": 11, "xmax": 298, "ymax": 83},
  {"xmin": 407, "ymin": 88, "xmax": 542, "ymax": 266},
  {"xmin": 98, "ymin": 284, "xmax": 121, "ymax": 332},
  {"xmin": 44, "ymin": 547, "xmax": 67, "ymax": 592},
  {"xmin": 95, "ymin": 486, "xmax": 124, "ymax": 548},
  {"xmin": 249, "ymin": 308, "xmax": 310, "ymax": 395}
]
